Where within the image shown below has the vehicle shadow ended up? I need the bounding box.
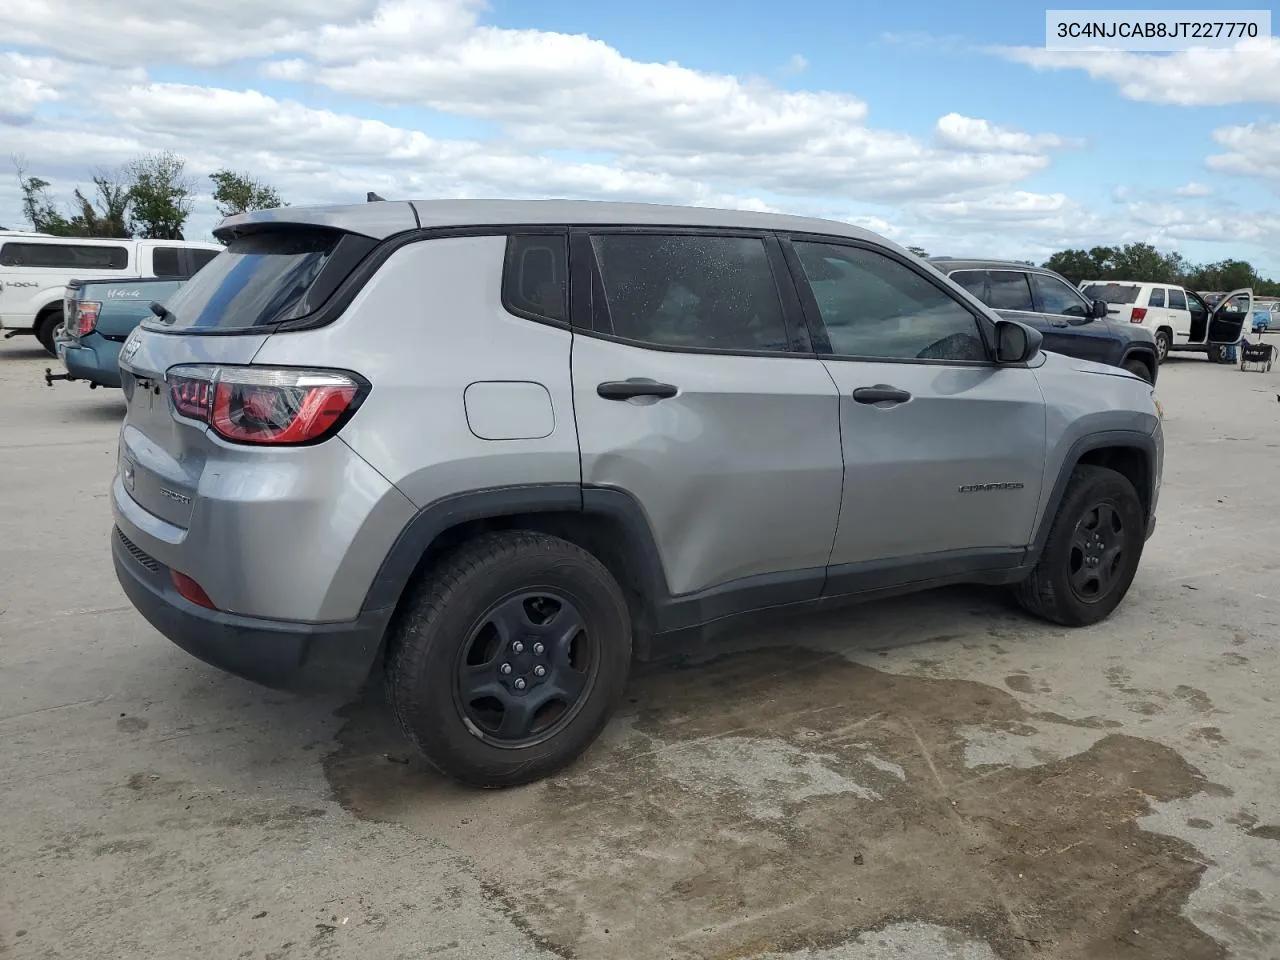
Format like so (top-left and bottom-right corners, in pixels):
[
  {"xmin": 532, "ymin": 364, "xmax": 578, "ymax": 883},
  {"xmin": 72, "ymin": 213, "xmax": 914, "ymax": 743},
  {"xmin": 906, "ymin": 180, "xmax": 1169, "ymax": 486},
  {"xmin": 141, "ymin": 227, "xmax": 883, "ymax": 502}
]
[
  {"xmin": 65, "ymin": 398, "xmax": 126, "ymax": 422},
  {"xmin": 2, "ymin": 346, "xmax": 52, "ymax": 361}
]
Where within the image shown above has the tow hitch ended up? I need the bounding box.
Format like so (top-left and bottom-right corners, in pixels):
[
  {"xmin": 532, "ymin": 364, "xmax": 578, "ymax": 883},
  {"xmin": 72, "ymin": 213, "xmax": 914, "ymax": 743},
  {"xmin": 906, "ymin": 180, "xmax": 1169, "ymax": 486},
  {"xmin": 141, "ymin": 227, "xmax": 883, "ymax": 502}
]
[
  {"xmin": 44, "ymin": 367, "xmax": 76, "ymax": 387},
  {"xmin": 4, "ymin": 327, "xmax": 35, "ymax": 339}
]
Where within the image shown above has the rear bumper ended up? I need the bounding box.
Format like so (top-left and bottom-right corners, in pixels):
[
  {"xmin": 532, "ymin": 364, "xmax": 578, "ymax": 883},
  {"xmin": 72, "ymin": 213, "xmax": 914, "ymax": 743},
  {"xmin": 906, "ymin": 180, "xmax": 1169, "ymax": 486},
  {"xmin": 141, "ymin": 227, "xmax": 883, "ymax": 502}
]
[
  {"xmin": 62, "ymin": 338, "xmax": 122, "ymax": 387},
  {"xmin": 112, "ymin": 526, "xmax": 391, "ymax": 695}
]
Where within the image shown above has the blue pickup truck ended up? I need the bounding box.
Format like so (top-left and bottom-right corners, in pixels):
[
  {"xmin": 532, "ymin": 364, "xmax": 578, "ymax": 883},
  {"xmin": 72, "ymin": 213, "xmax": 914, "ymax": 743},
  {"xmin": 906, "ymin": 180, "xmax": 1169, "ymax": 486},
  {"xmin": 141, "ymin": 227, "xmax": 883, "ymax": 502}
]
[{"xmin": 47, "ymin": 277, "xmax": 190, "ymax": 389}]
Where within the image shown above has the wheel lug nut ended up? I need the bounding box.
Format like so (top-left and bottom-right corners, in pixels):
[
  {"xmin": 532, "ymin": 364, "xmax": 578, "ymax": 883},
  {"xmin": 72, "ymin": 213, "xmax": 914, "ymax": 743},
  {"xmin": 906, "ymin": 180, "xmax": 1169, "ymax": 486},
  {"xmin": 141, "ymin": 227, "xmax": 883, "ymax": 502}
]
[
  {"xmin": 514, "ymin": 677, "xmax": 527, "ymax": 690},
  {"xmin": 533, "ymin": 642, "xmax": 545, "ymax": 655},
  {"xmin": 533, "ymin": 665, "xmax": 546, "ymax": 677},
  {"xmin": 499, "ymin": 663, "xmax": 512, "ymax": 675},
  {"xmin": 512, "ymin": 641, "xmax": 524, "ymax": 654}
]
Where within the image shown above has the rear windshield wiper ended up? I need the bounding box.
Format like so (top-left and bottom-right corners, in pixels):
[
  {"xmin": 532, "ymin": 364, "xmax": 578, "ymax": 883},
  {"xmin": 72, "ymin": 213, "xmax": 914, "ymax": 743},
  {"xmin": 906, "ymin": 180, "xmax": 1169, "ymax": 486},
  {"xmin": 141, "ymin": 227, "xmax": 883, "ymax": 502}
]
[{"xmin": 150, "ymin": 301, "xmax": 177, "ymax": 324}]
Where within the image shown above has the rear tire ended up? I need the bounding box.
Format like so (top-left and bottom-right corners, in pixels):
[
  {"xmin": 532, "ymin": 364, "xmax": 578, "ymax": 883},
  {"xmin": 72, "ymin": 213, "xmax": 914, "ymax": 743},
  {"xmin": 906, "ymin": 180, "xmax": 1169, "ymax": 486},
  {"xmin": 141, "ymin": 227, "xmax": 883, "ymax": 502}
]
[
  {"xmin": 1015, "ymin": 465, "xmax": 1145, "ymax": 627},
  {"xmin": 1154, "ymin": 329, "xmax": 1171, "ymax": 363},
  {"xmin": 35, "ymin": 309, "xmax": 64, "ymax": 358},
  {"xmin": 1122, "ymin": 358, "xmax": 1153, "ymax": 383},
  {"xmin": 386, "ymin": 530, "xmax": 632, "ymax": 788},
  {"xmin": 1207, "ymin": 343, "xmax": 1225, "ymax": 363}
]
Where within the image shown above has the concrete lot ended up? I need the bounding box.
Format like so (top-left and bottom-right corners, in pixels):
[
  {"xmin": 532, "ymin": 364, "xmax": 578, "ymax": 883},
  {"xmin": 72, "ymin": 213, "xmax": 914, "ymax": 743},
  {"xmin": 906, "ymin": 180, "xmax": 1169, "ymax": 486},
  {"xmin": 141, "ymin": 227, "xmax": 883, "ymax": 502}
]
[{"xmin": 1, "ymin": 342, "xmax": 1277, "ymax": 960}]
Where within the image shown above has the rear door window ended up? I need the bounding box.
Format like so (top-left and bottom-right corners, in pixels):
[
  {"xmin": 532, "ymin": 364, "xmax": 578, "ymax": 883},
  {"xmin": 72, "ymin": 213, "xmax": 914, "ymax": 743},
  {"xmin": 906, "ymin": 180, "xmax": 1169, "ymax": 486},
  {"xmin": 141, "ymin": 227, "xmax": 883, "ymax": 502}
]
[
  {"xmin": 1168, "ymin": 288, "xmax": 1187, "ymax": 310},
  {"xmin": 502, "ymin": 234, "xmax": 568, "ymax": 324},
  {"xmin": 1147, "ymin": 287, "xmax": 1166, "ymax": 308},
  {"xmin": 987, "ymin": 271, "xmax": 1035, "ymax": 311},
  {"xmin": 153, "ymin": 228, "xmax": 366, "ymax": 331},
  {"xmin": 948, "ymin": 270, "xmax": 987, "ymax": 299},
  {"xmin": 588, "ymin": 233, "xmax": 790, "ymax": 352}
]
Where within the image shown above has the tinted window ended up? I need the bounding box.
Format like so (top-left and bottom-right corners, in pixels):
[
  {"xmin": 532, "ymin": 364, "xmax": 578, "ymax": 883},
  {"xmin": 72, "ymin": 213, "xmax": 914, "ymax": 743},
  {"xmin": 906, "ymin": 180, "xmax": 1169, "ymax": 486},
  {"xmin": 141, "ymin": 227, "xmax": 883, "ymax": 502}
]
[
  {"xmin": 793, "ymin": 242, "xmax": 986, "ymax": 361},
  {"xmin": 987, "ymin": 271, "xmax": 1035, "ymax": 311},
  {"xmin": 1082, "ymin": 282, "xmax": 1140, "ymax": 305},
  {"xmin": 1031, "ymin": 273, "xmax": 1088, "ymax": 317},
  {"xmin": 1147, "ymin": 287, "xmax": 1166, "ymax": 308},
  {"xmin": 503, "ymin": 234, "xmax": 568, "ymax": 324},
  {"xmin": 1168, "ymin": 288, "xmax": 1187, "ymax": 310},
  {"xmin": 156, "ymin": 229, "xmax": 343, "ymax": 331},
  {"xmin": 152, "ymin": 247, "xmax": 184, "ymax": 278},
  {"xmin": 0, "ymin": 242, "xmax": 128, "ymax": 269},
  {"xmin": 949, "ymin": 270, "xmax": 986, "ymax": 298},
  {"xmin": 590, "ymin": 234, "xmax": 788, "ymax": 351}
]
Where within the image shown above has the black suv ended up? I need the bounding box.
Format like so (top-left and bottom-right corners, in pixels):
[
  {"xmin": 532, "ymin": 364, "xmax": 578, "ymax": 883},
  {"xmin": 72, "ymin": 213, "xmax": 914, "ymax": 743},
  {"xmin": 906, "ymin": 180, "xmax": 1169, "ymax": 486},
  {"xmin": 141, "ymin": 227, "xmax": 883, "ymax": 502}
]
[{"xmin": 929, "ymin": 259, "xmax": 1159, "ymax": 383}]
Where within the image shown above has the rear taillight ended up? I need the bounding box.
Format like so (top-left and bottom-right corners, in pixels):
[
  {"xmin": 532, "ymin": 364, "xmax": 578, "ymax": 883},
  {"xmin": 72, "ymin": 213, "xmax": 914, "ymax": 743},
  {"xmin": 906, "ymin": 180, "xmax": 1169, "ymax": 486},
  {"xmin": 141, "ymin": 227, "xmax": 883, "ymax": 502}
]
[
  {"xmin": 167, "ymin": 365, "xmax": 367, "ymax": 445},
  {"xmin": 1130, "ymin": 307, "xmax": 1147, "ymax": 323},
  {"xmin": 76, "ymin": 301, "xmax": 102, "ymax": 335}
]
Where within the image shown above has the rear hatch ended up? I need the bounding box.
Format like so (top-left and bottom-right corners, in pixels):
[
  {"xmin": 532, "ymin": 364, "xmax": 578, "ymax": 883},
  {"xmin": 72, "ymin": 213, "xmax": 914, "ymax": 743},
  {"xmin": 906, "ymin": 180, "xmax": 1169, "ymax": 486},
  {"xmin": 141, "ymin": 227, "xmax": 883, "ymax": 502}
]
[
  {"xmin": 117, "ymin": 217, "xmax": 394, "ymax": 529},
  {"xmin": 1081, "ymin": 281, "xmax": 1142, "ymax": 322}
]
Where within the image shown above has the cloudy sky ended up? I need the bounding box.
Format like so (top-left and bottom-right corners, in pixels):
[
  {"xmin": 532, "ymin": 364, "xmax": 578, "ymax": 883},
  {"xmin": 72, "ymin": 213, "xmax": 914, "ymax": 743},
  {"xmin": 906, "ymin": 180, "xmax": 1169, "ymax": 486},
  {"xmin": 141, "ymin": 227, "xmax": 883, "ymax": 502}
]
[{"xmin": 2, "ymin": 0, "xmax": 1279, "ymax": 272}]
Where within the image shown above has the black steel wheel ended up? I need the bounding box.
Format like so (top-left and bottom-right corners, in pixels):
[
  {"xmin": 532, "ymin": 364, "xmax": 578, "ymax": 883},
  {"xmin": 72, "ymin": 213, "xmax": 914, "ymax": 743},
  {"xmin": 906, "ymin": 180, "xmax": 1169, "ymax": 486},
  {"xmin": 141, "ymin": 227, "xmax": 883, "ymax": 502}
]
[
  {"xmin": 453, "ymin": 590, "xmax": 597, "ymax": 747},
  {"xmin": 1015, "ymin": 464, "xmax": 1145, "ymax": 626},
  {"xmin": 387, "ymin": 531, "xmax": 631, "ymax": 788}
]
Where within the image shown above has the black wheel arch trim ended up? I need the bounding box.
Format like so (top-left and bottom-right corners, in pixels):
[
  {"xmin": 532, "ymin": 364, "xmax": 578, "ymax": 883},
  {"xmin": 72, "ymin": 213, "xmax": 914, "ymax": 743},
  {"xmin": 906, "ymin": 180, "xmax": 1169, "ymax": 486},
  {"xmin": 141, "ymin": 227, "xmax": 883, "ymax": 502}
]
[{"xmin": 1028, "ymin": 429, "xmax": 1158, "ymax": 563}]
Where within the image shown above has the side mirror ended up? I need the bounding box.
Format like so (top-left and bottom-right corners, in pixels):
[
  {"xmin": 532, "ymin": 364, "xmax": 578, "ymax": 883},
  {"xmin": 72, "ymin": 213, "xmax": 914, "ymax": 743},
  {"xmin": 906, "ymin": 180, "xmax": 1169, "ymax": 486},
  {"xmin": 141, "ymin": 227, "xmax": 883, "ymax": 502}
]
[
  {"xmin": 995, "ymin": 319, "xmax": 1042, "ymax": 363},
  {"xmin": 1090, "ymin": 298, "xmax": 1109, "ymax": 319}
]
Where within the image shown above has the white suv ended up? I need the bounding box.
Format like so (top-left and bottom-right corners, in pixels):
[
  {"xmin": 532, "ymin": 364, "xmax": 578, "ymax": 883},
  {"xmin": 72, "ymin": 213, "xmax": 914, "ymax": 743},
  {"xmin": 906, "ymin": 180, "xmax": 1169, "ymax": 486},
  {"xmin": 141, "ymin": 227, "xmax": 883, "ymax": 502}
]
[
  {"xmin": 0, "ymin": 233, "xmax": 222, "ymax": 356},
  {"xmin": 1079, "ymin": 279, "xmax": 1253, "ymax": 363}
]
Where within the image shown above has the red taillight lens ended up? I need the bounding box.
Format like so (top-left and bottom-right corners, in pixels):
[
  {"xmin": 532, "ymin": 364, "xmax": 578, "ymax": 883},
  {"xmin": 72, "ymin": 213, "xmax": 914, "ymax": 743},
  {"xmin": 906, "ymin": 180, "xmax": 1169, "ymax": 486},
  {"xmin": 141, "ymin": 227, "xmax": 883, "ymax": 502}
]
[
  {"xmin": 171, "ymin": 570, "xmax": 216, "ymax": 609},
  {"xmin": 1130, "ymin": 307, "xmax": 1147, "ymax": 323},
  {"xmin": 76, "ymin": 301, "xmax": 102, "ymax": 336},
  {"xmin": 167, "ymin": 365, "xmax": 366, "ymax": 445}
]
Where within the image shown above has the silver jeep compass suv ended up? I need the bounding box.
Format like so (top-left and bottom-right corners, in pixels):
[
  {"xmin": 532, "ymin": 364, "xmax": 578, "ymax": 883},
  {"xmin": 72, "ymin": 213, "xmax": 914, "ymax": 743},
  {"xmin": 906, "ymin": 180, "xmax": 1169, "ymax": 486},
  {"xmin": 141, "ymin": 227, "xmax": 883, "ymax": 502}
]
[{"xmin": 111, "ymin": 199, "xmax": 1163, "ymax": 787}]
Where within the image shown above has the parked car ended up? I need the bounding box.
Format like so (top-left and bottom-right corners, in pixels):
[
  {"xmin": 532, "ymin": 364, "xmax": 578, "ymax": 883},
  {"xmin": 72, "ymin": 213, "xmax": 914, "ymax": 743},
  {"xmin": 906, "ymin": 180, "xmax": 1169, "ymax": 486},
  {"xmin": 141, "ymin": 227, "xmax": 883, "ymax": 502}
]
[
  {"xmin": 929, "ymin": 259, "xmax": 1159, "ymax": 383},
  {"xmin": 1078, "ymin": 280, "xmax": 1253, "ymax": 363},
  {"xmin": 1250, "ymin": 301, "xmax": 1279, "ymax": 333},
  {"xmin": 0, "ymin": 234, "xmax": 221, "ymax": 356},
  {"xmin": 111, "ymin": 199, "xmax": 1163, "ymax": 788},
  {"xmin": 48, "ymin": 277, "xmax": 192, "ymax": 389}
]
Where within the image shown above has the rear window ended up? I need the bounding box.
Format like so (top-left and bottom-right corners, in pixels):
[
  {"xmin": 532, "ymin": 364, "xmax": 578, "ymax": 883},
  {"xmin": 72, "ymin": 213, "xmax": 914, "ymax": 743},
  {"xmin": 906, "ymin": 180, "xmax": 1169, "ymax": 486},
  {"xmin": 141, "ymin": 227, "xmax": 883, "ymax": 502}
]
[
  {"xmin": 155, "ymin": 229, "xmax": 345, "ymax": 331},
  {"xmin": 189, "ymin": 248, "xmax": 219, "ymax": 275},
  {"xmin": 152, "ymin": 247, "xmax": 184, "ymax": 278},
  {"xmin": 0, "ymin": 241, "xmax": 128, "ymax": 269},
  {"xmin": 1082, "ymin": 283, "xmax": 1140, "ymax": 305}
]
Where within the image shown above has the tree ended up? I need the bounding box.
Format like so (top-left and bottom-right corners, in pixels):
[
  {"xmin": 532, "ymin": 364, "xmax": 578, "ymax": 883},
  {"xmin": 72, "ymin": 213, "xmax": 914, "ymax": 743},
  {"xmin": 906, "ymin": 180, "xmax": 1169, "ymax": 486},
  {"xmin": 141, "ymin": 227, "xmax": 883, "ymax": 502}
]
[
  {"xmin": 1042, "ymin": 248, "xmax": 1102, "ymax": 285},
  {"xmin": 905, "ymin": 245, "xmax": 929, "ymax": 259},
  {"xmin": 14, "ymin": 158, "xmax": 75, "ymax": 235},
  {"xmin": 127, "ymin": 151, "xmax": 194, "ymax": 239},
  {"xmin": 209, "ymin": 169, "xmax": 285, "ymax": 219},
  {"xmin": 1110, "ymin": 242, "xmax": 1176, "ymax": 283},
  {"xmin": 69, "ymin": 171, "xmax": 132, "ymax": 238}
]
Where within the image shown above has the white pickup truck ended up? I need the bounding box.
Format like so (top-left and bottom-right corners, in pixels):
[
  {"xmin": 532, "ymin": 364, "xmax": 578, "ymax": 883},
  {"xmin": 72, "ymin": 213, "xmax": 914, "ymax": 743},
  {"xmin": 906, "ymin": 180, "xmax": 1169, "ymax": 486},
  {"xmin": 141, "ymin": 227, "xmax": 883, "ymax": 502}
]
[{"xmin": 0, "ymin": 232, "xmax": 221, "ymax": 356}]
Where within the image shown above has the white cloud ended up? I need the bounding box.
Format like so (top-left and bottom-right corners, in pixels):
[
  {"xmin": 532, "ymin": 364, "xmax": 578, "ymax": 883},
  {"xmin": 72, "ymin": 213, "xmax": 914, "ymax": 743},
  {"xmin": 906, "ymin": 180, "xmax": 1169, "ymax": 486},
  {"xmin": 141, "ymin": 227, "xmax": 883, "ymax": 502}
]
[
  {"xmin": 992, "ymin": 39, "xmax": 1280, "ymax": 105},
  {"xmin": 1207, "ymin": 122, "xmax": 1280, "ymax": 180},
  {"xmin": 935, "ymin": 113, "xmax": 1080, "ymax": 152},
  {"xmin": 1174, "ymin": 181, "xmax": 1214, "ymax": 197},
  {"xmin": 784, "ymin": 54, "xmax": 809, "ymax": 74}
]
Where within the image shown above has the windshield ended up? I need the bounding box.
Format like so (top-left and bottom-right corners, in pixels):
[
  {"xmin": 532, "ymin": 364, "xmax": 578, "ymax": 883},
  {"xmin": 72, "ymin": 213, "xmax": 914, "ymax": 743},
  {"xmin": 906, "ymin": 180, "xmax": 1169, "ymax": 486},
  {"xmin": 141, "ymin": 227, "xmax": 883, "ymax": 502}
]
[
  {"xmin": 1081, "ymin": 283, "xmax": 1141, "ymax": 305},
  {"xmin": 152, "ymin": 228, "xmax": 342, "ymax": 331}
]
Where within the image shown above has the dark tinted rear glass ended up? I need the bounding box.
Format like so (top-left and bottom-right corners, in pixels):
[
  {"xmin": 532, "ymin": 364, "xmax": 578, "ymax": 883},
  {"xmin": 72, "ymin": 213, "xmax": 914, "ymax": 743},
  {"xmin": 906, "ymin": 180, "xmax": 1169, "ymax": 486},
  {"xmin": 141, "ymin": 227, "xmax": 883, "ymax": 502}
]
[
  {"xmin": 189, "ymin": 248, "xmax": 219, "ymax": 275},
  {"xmin": 0, "ymin": 242, "xmax": 128, "ymax": 269},
  {"xmin": 1082, "ymin": 283, "xmax": 1140, "ymax": 304},
  {"xmin": 152, "ymin": 247, "xmax": 183, "ymax": 277},
  {"xmin": 1147, "ymin": 287, "xmax": 1165, "ymax": 307},
  {"xmin": 156, "ymin": 229, "xmax": 342, "ymax": 330},
  {"xmin": 988, "ymin": 271, "xmax": 1035, "ymax": 311},
  {"xmin": 503, "ymin": 234, "xmax": 568, "ymax": 323}
]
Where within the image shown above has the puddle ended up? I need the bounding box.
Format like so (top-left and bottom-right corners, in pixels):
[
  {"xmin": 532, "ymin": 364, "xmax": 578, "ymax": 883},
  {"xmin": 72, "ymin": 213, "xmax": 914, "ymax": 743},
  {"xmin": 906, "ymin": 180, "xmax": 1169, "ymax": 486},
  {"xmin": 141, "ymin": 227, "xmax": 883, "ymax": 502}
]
[{"xmin": 325, "ymin": 647, "xmax": 1227, "ymax": 960}]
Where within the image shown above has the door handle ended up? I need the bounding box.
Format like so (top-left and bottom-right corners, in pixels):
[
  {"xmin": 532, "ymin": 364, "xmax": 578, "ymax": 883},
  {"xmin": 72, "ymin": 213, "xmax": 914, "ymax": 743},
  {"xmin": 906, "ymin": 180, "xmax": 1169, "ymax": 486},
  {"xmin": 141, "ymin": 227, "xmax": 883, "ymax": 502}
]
[
  {"xmin": 597, "ymin": 379, "xmax": 679, "ymax": 400},
  {"xmin": 1050, "ymin": 320, "xmax": 1069, "ymax": 327},
  {"xmin": 852, "ymin": 385, "xmax": 911, "ymax": 405}
]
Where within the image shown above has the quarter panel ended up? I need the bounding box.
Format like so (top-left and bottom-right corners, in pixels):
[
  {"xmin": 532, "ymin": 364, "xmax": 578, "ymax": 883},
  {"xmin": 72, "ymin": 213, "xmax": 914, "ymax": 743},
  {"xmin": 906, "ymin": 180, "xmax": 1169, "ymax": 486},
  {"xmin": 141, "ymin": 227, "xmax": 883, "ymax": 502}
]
[{"xmin": 250, "ymin": 235, "xmax": 581, "ymax": 507}]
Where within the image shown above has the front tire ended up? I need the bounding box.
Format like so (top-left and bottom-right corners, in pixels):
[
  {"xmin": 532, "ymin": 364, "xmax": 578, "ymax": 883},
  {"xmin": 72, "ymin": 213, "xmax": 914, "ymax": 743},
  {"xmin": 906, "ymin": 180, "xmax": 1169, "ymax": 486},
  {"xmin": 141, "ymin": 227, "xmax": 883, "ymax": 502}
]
[
  {"xmin": 1015, "ymin": 465, "xmax": 1145, "ymax": 627},
  {"xmin": 1122, "ymin": 358, "xmax": 1153, "ymax": 383},
  {"xmin": 387, "ymin": 531, "xmax": 631, "ymax": 788}
]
